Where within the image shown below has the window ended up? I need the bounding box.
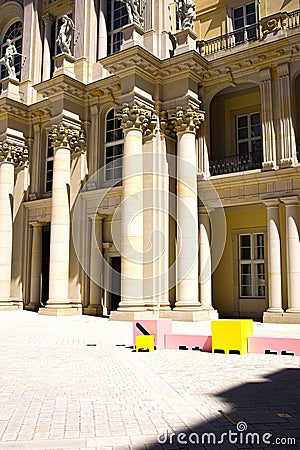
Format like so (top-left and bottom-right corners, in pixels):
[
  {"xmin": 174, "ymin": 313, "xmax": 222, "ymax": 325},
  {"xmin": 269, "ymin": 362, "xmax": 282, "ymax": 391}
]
[
  {"xmin": 239, "ymin": 233, "xmax": 265, "ymax": 297},
  {"xmin": 105, "ymin": 109, "xmax": 123, "ymax": 181},
  {"xmin": 233, "ymin": 2, "xmax": 257, "ymax": 43},
  {"xmin": 107, "ymin": 0, "xmax": 129, "ymax": 55},
  {"xmin": 236, "ymin": 112, "xmax": 262, "ymax": 166},
  {"xmin": 0, "ymin": 21, "xmax": 23, "ymax": 80},
  {"xmin": 45, "ymin": 138, "xmax": 54, "ymax": 192}
]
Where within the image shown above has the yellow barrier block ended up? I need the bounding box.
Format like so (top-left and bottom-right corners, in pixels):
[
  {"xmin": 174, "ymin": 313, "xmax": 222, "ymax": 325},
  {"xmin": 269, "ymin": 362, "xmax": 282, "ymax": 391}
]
[
  {"xmin": 136, "ymin": 335, "xmax": 155, "ymax": 352},
  {"xmin": 211, "ymin": 319, "xmax": 254, "ymax": 355}
]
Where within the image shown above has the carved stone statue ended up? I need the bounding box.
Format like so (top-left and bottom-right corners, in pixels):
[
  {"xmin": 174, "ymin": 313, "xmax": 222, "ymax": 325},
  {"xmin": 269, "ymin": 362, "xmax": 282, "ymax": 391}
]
[
  {"xmin": 0, "ymin": 39, "xmax": 18, "ymax": 79},
  {"xmin": 120, "ymin": 0, "xmax": 144, "ymax": 29},
  {"xmin": 178, "ymin": 0, "xmax": 196, "ymax": 31},
  {"xmin": 56, "ymin": 15, "xmax": 75, "ymax": 55}
]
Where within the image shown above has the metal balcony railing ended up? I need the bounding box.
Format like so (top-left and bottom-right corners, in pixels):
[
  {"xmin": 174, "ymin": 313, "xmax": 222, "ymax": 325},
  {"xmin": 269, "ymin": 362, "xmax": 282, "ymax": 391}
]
[
  {"xmin": 198, "ymin": 9, "xmax": 300, "ymax": 57},
  {"xmin": 209, "ymin": 153, "xmax": 262, "ymax": 176}
]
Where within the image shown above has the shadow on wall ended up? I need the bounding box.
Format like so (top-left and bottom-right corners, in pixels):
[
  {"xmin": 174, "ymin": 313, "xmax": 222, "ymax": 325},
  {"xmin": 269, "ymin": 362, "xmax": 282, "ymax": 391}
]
[{"xmin": 146, "ymin": 368, "xmax": 300, "ymax": 449}]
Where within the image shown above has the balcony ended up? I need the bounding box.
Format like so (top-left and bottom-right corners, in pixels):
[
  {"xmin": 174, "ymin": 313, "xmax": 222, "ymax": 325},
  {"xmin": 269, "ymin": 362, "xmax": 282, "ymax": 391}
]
[
  {"xmin": 197, "ymin": 9, "xmax": 300, "ymax": 58},
  {"xmin": 210, "ymin": 152, "xmax": 263, "ymax": 176}
]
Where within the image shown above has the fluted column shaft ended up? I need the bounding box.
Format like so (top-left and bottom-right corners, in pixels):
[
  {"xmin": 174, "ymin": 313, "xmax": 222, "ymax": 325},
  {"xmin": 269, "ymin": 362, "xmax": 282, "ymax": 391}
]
[
  {"xmin": 199, "ymin": 209, "xmax": 213, "ymax": 310},
  {"xmin": 264, "ymin": 200, "xmax": 283, "ymax": 312},
  {"xmin": 89, "ymin": 216, "xmax": 103, "ymax": 311},
  {"xmin": 0, "ymin": 142, "xmax": 28, "ymax": 309},
  {"xmin": 281, "ymin": 197, "xmax": 300, "ymax": 312},
  {"xmin": 260, "ymin": 68, "xmax": 276, "ymax": 169},
  {"xmin": 29, "ymin": 223, "xmax": 43, "ymax": 308},
  {"xmin": 40, "ymin": 124, "xmax": 86, "ymax": 315},
  {"xmin": 277, "ymin": 63, "xmax": 298, "ymax": 167},
  {"xmin": 173, "ymin": 106, "xmax": 204, "ymax": 310}
]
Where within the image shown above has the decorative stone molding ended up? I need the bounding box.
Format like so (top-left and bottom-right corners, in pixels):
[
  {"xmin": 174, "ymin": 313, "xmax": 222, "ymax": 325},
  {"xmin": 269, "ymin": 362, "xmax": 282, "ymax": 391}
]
[
  {"xmin": 118, "ymin": 102, "xmax": 157, "ymax": 135},
  {"xmin": 169, "ymin": 106, "xmax": 205, "ymax": 134},
  {"xmin": 261, "ymin": 12, "xmax": 288, "ymax": 36},
  {"xmin": 0, "ymin": 141, "xmax": 29, "ymax": 167},
  {"xmin": 48, "ymin": 124, "xmax": 86, "ymax": 153},
  {"xmin": 42, "ymin": 12, "xmax": 55, "ymax": 24}
]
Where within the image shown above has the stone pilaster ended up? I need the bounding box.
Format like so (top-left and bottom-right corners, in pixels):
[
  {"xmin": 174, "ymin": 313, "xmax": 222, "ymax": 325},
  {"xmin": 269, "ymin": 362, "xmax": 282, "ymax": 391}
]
[
  {"xmin": 28, "ymin": 222, "xmax": 43, "ymax": 311},
  {"xmin": 86, "ymin": 215, "xmax": 103, "ymax": 316},
  {"xmin": 259, "ymin": 68, "xmax": 276, "ymax": 170},
  {"xmin": 171, "ymin": 106, "xmax": 205, "ymax": 320},
  {"xmin": 281, "ymin": 197, "xmax": 300, "ymax": 314},
  {"xmin": 110, "ymin": 102, "xmax": 156, "ymax": 321},
  {"xmin": 42, "ymin": 13, "xmax": 54, "ymax": 81},
  {"xmin": 0, "ymin": 142, "xmax": 28, "ymax": 310},
  {"xmin": 277, "ymin": 63, "xmax": 298, "ymax": 167},
  {"xmin": 263, "ymin": 199, "xmax": 283, "ymax": 321},
  {"xmin": 39, "ymin": 124, "xmax": 86, "ymax": 316}
]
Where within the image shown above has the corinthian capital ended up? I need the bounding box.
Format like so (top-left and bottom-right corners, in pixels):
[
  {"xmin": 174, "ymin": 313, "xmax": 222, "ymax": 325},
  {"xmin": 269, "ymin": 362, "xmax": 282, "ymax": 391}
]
[
  {"xmin": 49, "ymin": 124, "xmax": 86, "ymax": 153},
  {"xmin": 170, "ymin": 106, "xmax": 205, "ymax": 133},
  {"xmin": 0, "ymin": 141, "xmax": 29, "ymax": 167},
  {"xmin": 118, "ymin": 102, "xmax": 157, "ymax": 135}
]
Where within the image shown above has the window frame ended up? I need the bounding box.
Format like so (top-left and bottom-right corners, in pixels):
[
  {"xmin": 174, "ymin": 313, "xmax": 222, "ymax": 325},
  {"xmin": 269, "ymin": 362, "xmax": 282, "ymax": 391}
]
[
  {"xmin": 236, "ymin": 111, "xmax": 262, "ymax": 163},
  {"xmin": 107, "ymin": 0, "xmax": 129, "ymax": 55},
  {"xmin": 229, "ymin": 1, "xmax": 258, "ymax": 43},
  {"xmin": 45, "ymin": 137, "xmax": 54, "ymax": 193},
  {"xmin": 104, "ymin": 108, "xmax": 123, "ymax": 182},
  {"xmin": 0, "ymin": 20, "xmax": 23, "ymax": 80},
  {"xmin": 239, "ymin": 232, "xmax": 265, "ymax": 298}
]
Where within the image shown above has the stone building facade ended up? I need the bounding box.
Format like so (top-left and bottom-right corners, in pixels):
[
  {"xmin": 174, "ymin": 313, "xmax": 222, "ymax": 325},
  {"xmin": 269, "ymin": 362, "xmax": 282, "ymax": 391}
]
[{"xmin": 0, "ymin": 0, "xmax": 299, "ymax": 322}]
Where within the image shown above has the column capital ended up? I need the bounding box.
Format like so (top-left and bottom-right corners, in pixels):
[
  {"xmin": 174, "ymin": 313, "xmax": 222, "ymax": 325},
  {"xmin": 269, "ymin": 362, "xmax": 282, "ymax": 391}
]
[
  {"xmin": 49, "ymin": 124, "xmax": 86, "ymax": 153},
  {"xmin": 259, "ymin": 67, "xmax": 272, "ymax": 82},
  {"xmin": 0, "ymin": 141, "xmax": 29, "ymax": 167},
  {"xmin": 277, "ymin": 62, "xmax": 289, "ymax": 78},
  {"xmin": 118, "ymin": 102, "xmax": 157, "ymax": 135},
  {"xmin": 166, "ymin": 106, "xmax": 205, "ymax": 134},
  {"xmin": 262, "ymin": 197, "xmax": 280, "ymax": 207},
  {"xmin": 42, "ymin": 12, "xmax": 55, "ymax": 24},
  {"xmin": 29, "ymin": 221, "xmax": 44, "ymax": 228},
  {"xmin": 280, "ymin": 195, "xmax": 299, "ymax": 206}
]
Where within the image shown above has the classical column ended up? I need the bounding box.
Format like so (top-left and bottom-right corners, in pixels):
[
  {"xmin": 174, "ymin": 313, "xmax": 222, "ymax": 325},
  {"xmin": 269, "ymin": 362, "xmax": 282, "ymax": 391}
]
[
  {"xmin": 260, "ymin": 68, "xmax": 276, "ymax": 170},
  {"xmin": 0, "ymin": 142, "xmax": 28, "ymax": 309},
  {"xmin": 110, "ymin": 102, "xmax": 152, "ymax": 320},
  {"xmin": 281, "ymin": 197, "xmax": 300, "ymax": 313},
  {"xmin": 28, "ymin": 222, "xmax": 43, "ymax": 311},
  {"xmin": 87, "ymin": 215, "xmax": 103, "ymax": 315},
  {"xmin": 199, "ymin": 208, "xmax": 213, "ymax": 310},
  {"xmin": 42, "ymin": 13, "xmax": 54, "ymax": 81},
  {"xmin": 39, "ymin": 124, "xmax": 86, "ymax": 316},
  {"xmin": 264, "ymin": 199, "xmax": 283, "ymax": 313},
  {"xmin": 172, "ymin": 106, "xmax": 204, "ymax": 315},
  {"xmin": 277, "ymin": 63, "xmax": 298, "ymax": 167},
  {"xmin": 198, "ymin": 118, "xmax": 210, "ymax": 179}
]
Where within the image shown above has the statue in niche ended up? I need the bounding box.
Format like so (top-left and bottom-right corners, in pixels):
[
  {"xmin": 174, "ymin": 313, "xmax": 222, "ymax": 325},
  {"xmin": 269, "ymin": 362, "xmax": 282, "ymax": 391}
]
[
  {"xmin": 0, "ymin": 39, "xmax": 18, "ymax": 79},
  {"xmin": 56, "ymin": 15, "xmax": 75, "ymax": 55},
  {"xmin": 120, "ymin": 0, "xmax": 144, "ymax": 29},
  {"xmin": 178, "ymin": 0, "xmax": 196, "ymax": 31}
]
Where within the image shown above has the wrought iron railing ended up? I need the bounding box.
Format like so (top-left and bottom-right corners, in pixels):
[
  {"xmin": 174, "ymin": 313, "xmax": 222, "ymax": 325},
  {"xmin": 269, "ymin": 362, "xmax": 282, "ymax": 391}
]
[
  {"xmin": 198, "ymin": 9, "xmax": 300, "ymax": 57},
  {"xmin": 209, "ymin": 153, "xmax": 262, "ymax": 176}
]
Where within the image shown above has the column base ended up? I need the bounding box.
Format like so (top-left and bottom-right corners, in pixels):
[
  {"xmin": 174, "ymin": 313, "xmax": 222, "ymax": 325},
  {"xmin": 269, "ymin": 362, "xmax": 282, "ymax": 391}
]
[
  {"xmin": 110, "ymin": 310, "xmax": 159, "ymax": 321},
  {"xmin": 0, "ymin": 299, "xmax": 21, "ymax": 311},
  {"xmin": 84, "ymin": 305, "xmax": 104, "ymax": 316},
  {"xmin": 169, "ymin": 309, "xmax": 218, "ymax": 322},
  {"xmin": 263, "ymin": 311, "xmax": 300, "ymax": 323},
  {"xmin": 280, "ymin": 157, "xmax": 295, "ymax": 169},
  {"xmin": 25, "ymin": 303, "xmax": 40, "ymax": 312},
  {"xmin": 38, "ymin": 306, "xmax": 81, "ymax": 316}
]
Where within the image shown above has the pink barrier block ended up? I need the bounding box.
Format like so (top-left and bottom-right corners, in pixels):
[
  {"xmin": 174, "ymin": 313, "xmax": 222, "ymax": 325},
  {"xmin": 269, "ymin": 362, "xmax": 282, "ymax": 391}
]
[
  {"xmin": 248, "ymin": 336, "xmax": 300, "ymax": 356},
  {"xmin": 164, "ymin": 334, "xmax": 212, "ymax": 351},
  {"xmin": 133, "ymin": 319, "xmax": 172, "ymax": 350}
]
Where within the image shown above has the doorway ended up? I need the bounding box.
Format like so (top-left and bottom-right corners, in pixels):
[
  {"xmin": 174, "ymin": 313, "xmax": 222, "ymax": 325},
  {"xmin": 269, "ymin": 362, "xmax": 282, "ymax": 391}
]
[{"xmin": 110, "ymin": 256, "xmax": 121, "ymax": 312}]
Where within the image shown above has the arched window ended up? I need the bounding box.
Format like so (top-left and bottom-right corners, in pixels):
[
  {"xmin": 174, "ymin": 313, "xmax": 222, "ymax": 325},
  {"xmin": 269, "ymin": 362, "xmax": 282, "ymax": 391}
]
[
  {"xmin": 107, "ymin": 0, "xmax": 129, "ymax": 55},
  {"xmin": 105, "ymin": 108, "xmax": 123, "ymax": 181},
  {"xmin": 1, "ymin": 21, "xmax": 23, "ymax": 80}
]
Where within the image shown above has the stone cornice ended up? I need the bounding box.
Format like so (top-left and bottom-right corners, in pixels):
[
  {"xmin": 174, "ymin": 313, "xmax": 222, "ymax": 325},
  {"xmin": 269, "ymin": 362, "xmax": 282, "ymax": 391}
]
[
  {"xmin": 0, "ymin": 98, "xmax": 28, "ymax": 120},
  {"xmin": 33, "ymin": 74, "xmax": 87, "ymax": 103}
]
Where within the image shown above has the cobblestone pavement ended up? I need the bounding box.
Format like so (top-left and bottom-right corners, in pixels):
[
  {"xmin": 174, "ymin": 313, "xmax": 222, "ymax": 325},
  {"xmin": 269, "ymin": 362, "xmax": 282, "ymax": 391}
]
[{"xmin": 0, "ymin": 311, "xmax": 299, "ymax": 450}]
